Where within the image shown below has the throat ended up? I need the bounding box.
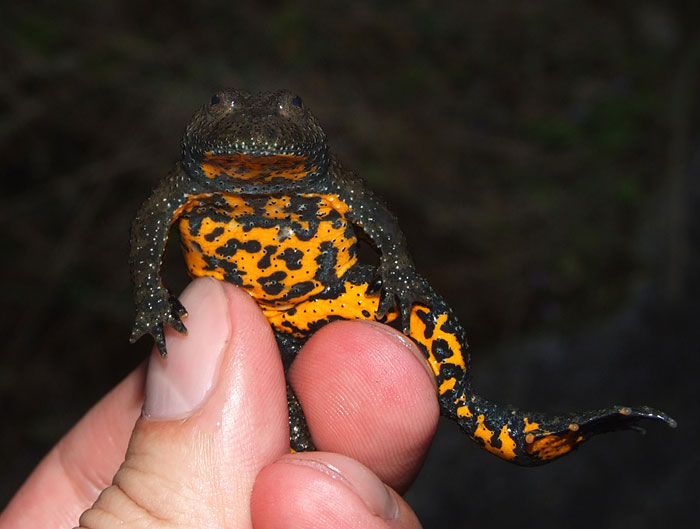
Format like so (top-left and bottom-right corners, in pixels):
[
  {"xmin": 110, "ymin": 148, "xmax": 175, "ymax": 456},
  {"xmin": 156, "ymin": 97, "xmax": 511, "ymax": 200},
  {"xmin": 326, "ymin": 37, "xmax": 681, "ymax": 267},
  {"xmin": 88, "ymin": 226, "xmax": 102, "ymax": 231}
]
[{"xmin": 201, "ymin": 153, "xmax": 316, "ymax": 181}]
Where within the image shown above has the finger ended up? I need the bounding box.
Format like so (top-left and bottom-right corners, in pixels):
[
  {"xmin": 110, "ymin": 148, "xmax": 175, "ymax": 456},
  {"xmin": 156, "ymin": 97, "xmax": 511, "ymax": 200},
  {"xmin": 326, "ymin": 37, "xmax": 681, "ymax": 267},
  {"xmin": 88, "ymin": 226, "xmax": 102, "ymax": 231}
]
[
  {"xmin": 252, "ymin": 452, "xmax": 423, "ymax": 529},
  {"xmin": 78, "ymin": 278, "xmax": 290, "ymax": 529},
  {"xmin": 0, "ymin": 363, "xmax": 146, "ymax": 529},
  {"xmin": 288, "ymin": 320, "xmax": 439, "ymax": 492}
]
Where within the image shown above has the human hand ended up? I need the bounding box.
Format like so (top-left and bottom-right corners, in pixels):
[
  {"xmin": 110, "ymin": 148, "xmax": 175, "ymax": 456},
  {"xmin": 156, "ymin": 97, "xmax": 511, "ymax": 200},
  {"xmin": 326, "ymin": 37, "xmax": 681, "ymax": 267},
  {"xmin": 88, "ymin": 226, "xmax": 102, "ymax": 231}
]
[{"xmin": 1, "ymin": 278, "xmax": 438, "ymax": 528}]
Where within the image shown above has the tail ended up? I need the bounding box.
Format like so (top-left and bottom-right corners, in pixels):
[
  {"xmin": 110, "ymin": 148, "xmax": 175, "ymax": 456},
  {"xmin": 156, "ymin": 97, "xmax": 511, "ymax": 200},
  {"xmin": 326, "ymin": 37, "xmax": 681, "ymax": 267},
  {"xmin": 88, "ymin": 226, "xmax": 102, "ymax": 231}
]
[
  {"xmin": 407, "ymin": 292, "xmax": 676, "ymax": 466},
  {"xmin": 450, "ymin": 392, "xmax": 675, "ymax": 466}
]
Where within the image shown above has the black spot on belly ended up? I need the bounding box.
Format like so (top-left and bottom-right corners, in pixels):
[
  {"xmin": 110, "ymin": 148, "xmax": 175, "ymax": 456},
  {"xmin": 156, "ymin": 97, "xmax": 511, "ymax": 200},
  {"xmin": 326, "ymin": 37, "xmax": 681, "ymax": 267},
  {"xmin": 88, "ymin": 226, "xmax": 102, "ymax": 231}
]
[
  {"xmin": 416, "ymin": 309, "xmax": 436, "ymax": 339},
  {"xmin": 204, "ymin": 226, "xmax": 225, "ymax": 242},
  {"xmin": 186, "ymin": 209, "xmax": 233, "ymax": 237},
  {"xmin": 314, "ymin": 241, "xmax": 339, "ymax": 284},
  {"xmin": 201, "ymin": 255, "xmax": 245, "ymax": 284},
  {"xmin": 285, "ymin": 281, "xmax": 316, "ymax": 300},
  {"xmin": 242, "ymin": 240, "xmax": 263, "ymax": 252},
  {"xmin": 258, "ymin": 245, "xmax": 279, "ymax": 269},
  {"xmin": 217, "ymin": 238, "xmax": 262, "ymax": 258},
  {"xmin": 187, "ymin": 240, "xmax": 203, "ymax": 255},
  {"xmin": 185, "ymin": 213, "xmax": 204, "ymax": 236},
  {"xmin": 431, "ymin": 338, "xmax": 453, "ymax": 363},
  {"xmin": 258, "ymin": 270, "xmax": 288, "ymax": 295},
  {"xmin": 277, "ymin": 248, "xmax": 304, "ymax": 270}
]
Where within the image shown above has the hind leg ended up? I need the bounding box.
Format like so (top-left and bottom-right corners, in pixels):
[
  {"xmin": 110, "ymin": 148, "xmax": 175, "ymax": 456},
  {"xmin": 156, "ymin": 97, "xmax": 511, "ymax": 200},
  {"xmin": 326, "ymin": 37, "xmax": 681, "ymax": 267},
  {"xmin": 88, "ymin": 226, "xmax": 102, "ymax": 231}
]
[
  {"xmin": 286, "ymin": 383, "xmax": 315, "ymax": 452},
  {"xmin": 272, "ymin": 330, "xmax": 315, "ymax": 452}
]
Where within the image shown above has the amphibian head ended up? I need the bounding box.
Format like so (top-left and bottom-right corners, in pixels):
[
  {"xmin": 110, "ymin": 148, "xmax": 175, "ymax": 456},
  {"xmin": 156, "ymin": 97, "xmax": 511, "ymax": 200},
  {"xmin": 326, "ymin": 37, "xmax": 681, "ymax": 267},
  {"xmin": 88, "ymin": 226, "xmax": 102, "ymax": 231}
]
[{"xmin": 182, "ymin": 89, "xmax": 329, "ymax": 192}]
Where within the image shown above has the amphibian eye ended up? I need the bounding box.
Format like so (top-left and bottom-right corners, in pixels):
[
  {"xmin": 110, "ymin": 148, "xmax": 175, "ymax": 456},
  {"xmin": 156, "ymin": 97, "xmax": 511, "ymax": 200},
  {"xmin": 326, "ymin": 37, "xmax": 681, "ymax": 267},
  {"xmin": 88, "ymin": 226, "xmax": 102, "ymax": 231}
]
[
  {"xmin": 210, "ymin": 92, "xmax": 236, "ymax": 109},
  {"xmin": 209, "ymin": 92, "xmax": 237, "ymax": 115},
  {"xmin": 278, "ymin": 94, "xmax": 303, "ymax": 117}
]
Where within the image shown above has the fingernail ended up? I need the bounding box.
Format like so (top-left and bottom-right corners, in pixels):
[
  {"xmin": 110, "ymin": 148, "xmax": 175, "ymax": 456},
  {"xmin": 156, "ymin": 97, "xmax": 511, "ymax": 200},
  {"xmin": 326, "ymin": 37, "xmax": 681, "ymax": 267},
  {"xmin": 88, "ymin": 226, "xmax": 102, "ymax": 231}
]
[
  {"xmin": 282, "ymin": 455, "xmax": 399, "ymax": 520},
  {"xmin": 364, "ymin": 321, "xmax": 437, "ymax": 386},
  {"xmin": 143, "ymin": 278, "xmax": 230, "ymax": 420}
]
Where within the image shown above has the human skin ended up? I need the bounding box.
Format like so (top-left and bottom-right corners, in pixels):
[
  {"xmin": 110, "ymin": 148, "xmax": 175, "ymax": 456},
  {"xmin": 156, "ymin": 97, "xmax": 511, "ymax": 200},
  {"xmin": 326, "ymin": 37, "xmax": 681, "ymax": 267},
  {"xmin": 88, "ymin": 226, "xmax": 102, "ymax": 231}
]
[{"xmin": 0, "ymin": 278, "xmax": 438, "ymax": 528}]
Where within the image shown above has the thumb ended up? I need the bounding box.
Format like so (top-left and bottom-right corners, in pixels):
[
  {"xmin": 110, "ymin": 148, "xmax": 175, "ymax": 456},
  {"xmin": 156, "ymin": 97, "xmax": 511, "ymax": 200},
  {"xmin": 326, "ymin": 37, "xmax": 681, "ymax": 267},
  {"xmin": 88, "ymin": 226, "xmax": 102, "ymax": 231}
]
[{"xmin": 79, "ymin": 278, "xmax": 290, "ymax": 529}]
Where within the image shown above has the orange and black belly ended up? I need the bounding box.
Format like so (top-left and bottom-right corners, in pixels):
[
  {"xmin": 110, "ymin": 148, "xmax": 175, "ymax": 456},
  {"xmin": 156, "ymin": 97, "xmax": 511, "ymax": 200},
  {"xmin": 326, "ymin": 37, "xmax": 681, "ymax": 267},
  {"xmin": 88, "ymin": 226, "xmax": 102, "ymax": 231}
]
[{"xmin": 178, "ymin": 192, "xmax": 357, "ymax": 306}]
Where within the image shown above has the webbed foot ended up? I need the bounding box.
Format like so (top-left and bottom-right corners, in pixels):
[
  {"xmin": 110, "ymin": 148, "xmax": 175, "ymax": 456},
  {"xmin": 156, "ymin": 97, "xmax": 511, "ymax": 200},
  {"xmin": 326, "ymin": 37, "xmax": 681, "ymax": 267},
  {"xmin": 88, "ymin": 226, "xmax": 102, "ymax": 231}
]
[
  {"xmin": 373, "ymin": 263, "xmax": 432, "ymax": 332},
  {"xmin": 130, "ymin": 291, "xmax": 188, "ymax": 356}
]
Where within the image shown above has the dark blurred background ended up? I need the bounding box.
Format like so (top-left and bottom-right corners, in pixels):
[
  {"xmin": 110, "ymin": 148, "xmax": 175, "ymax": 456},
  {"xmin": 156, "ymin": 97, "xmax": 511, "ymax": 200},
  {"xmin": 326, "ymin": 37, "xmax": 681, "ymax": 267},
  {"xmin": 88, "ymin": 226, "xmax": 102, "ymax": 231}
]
[{"xmin": 2, "ymin": 1, "xmax": 698, "ymax": 527}]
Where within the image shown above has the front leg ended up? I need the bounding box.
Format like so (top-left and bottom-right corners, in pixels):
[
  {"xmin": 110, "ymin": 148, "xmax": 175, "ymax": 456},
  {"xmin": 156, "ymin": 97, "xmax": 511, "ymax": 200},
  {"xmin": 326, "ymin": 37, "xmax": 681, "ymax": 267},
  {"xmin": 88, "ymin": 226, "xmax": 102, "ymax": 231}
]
[
  {"xmin": 130, "ymin": 163, "xmax": 205, "ymax": 356},
  {"xmin": 326, "ymin": 156, "xmax": 431, "ymax": 330}
]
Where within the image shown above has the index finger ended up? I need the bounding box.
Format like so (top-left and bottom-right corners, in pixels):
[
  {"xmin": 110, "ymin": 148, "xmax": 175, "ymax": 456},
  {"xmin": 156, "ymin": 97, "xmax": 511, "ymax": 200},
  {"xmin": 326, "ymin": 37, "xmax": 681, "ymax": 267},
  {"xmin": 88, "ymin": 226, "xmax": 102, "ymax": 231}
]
[{"xmin": 289, "ymin": 320, "xmax": 440, "ymax": 492}]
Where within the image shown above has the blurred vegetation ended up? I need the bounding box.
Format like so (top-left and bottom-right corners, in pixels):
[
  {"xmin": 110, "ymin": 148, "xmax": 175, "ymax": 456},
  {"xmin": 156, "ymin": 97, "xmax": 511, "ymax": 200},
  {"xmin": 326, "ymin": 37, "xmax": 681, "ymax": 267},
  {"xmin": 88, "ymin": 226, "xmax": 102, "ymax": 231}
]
[{"xmin": 1, "ymin": 1, "xmax": 698, "ymax": 527}]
